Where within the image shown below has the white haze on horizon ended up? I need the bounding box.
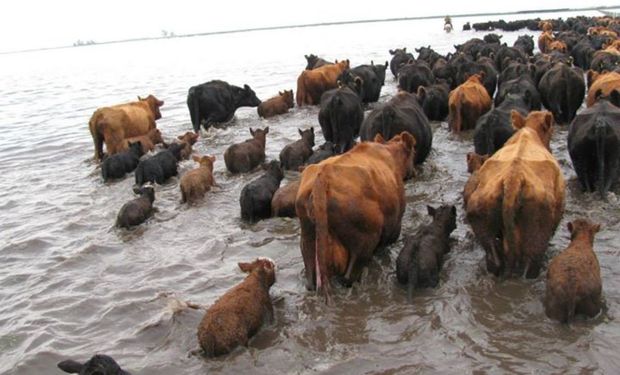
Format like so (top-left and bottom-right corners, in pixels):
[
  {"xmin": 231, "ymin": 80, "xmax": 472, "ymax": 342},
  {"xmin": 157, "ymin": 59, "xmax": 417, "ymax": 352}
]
[{"xmin": 1, "ymin": 0, "xmax": 619, "ymax": 52}]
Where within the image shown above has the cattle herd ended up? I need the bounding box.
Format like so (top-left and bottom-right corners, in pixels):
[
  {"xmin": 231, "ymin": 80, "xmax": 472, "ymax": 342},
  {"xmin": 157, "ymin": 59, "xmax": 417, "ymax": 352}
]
[{"xmin": 57, "ymin": 14, "xmax": 620, "ymax": 374}]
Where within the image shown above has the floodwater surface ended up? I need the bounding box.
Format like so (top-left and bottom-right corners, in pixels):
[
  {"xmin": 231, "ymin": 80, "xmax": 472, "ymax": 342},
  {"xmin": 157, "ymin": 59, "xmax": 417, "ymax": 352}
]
[{"xmin": 1, "ymin": 10, "xmax": 619, "ymax": 375}]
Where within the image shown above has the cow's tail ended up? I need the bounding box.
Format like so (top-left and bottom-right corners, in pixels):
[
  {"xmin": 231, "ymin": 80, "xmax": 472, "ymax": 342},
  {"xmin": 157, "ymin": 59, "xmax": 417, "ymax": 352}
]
[
  {"xmin": 381, "ymin": 104, "xmax": 396, "ymax": 140},
  {"xmin": 484, "ymin": 112, "xmax": 496, "ymax": 154},
  {"xmin": 329, "ymin": 94, "xmax": 345, "ymax": 152},
  {"xmin": 189, "ymin": 87, "xmax": 201, "ymax": 133},
  {"xmin": 89, "ymin": 113, "xmax": 104, "ymax": 160},
  {"xmin": 449, "ymin": 92, "xmax": 462, "ymax": 132},
  {"xmin": 502, "ymin": 169, "xmax": 525, "ymax": 276},
  {"xmin": 406, "ymin": 250, "xmax": 419, "ymax": 302},
  {"xmin": 312, "ymin": 172, "xmax": 330, "ymax": 302},
  {"xmin": 595, "ymin": 119, "xmax": 609, "ymax": 198},
  {"xmin": 296, "ymin": 72, "xmax": 307, "ymax": 106}
]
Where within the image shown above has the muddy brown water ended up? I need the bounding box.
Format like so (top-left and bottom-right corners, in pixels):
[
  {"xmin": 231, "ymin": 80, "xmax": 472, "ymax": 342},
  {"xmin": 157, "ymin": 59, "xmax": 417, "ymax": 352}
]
[{"xmin": 1, "ymin": 11, "xmax": 619, "ymax": 375}]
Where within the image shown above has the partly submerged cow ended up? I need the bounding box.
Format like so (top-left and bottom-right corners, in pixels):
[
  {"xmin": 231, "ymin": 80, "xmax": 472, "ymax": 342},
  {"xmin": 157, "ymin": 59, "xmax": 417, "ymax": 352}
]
[
  {"xmin": 257, "ymin": 90, "xmax": 294, "ymax": 118},
  {"xmin": 296, "ymin": 60, "xmax": 350, "ymax": 106},
  {"xmin": 538, "ymin": 62, "xmax": 585, "ymax": 124},
  {"xmin": 360, "ymin": 91, "xmax": 432, "ymax": 165},
  {"xmin": 89, "ymin": 95, "xmax": 164, "ymax": 160},
  {"xmin": 318, "ymin": 81, "xmax": 364, "ymax": 153},
  {"xmin": 464, "ymin": 111, "xmax": 565, "ymax": 278},
  {"xmin": 187, "ymin": 80, "xmax": 261, "ymax": 132},
  {"xmin": 295, "ymin": 132, "xmax": 416, "ymax": 302},
  {"xmin": 568, "ymin": 96, "xmax": 620, "ymax": 198},
  {"xmin": 448, "ymin": 74, "xmax": 492, "ymax": 132}
]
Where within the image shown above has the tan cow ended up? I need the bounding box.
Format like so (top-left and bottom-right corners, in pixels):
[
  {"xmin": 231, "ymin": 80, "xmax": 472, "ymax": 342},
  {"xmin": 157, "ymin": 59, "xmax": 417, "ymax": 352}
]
[
  {"xmin": 586, "ymin": 71, "xmax": 620, "ymax": 106},
  {"xmin": 296, "ymin": 60, "xmax": 350, "ymax": 106},
  {"xmin": 296, "ymin": 132, "xmax": 416, "ymax": 302},
  {"xmin": 464, "ymin": 111, "xmax": 565, "ymax": 278},
  {"xmin": 448, "ymin": 74, "xmax": 492, "ymax": 132},
  {"xmin": 89, "ymin": 95, "xmax": 164, "ymax": 160}
]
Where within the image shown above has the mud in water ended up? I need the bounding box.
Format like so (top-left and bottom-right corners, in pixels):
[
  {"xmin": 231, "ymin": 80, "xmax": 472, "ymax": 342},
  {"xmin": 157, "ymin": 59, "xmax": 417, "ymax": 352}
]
[{"xmin": 1, "ymin": 10, "xmax": 620, "ymax": 375}]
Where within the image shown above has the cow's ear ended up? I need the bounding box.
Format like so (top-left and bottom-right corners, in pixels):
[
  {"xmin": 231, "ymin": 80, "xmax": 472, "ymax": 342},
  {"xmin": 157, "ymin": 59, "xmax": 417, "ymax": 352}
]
[
  {"xmin": 310, "ymin": 126, "xmax": 314, "ymax": 134},
  {"xmin": 403, "ymin": 47, "xmax": 407, "ymax": 52},
  {"xmin": 384, "ymin": 61, "xmax": 388, "ymax": 68},
  {"xmin": 373, "ymin": 133, "xmax": 385, "ymax": 143},
  {"xmin": 244, "ymin": 84, "xmax": 250, "ymax": 91},
  {"xmin": 279, "ymin": 91, "xmax": 283, "ymax": 96},
  {"xmin": 249, "ymin": 127, "xmax": 255, "ymax": 136},
  {"xmin": 238, "ymin": 262, "xmax": 254, "ymax": 273},
  {"xmin": 417, "ymin": 86, "xmax": 426, "ymax": 100},
  {"xmin": 264, "ymin": 126, "xmax": 269, "ymax": 134},
  {"xmin": 401, "ymin": 131, "xmax": 416, "ymax": 150},
  {"xmin": 354, "ymin": 76, "xmax": 363, "ymax": 91},
  {"xmin": 192, "ymin": 155, "xmax": 201, "ymax": 163},
  {"xmin": 567, "ymin": 221, "xmax": 574, "ymax": 233},
  {"xmin": 511, "ymin": 110, "xmax": 526, "ymax": 129},
  {"xmin": 427, "ymin": 205, "xmax": 436, "ymax": 217},
  {"xmin": 371, "ymin": 60, "xmax": 374, "ymax": 65},
  {"xmin": 593, "ymin": 223, "xmax": 601, "ymax": 233},
  {"xmin": 58, "ymin": 360, "xmax": 84, "ymax": 373},
  {"xmin": 543, "ymin": 111, "xmax": 553, "ymax": 131},
  {"xmin": 389, "ymin": 49, "xmax": 395, "ymax": 55},
  {"xmin": 208, "ymin": 155, "xmax": 216, "ymax": 162},
  {"xmin": 304, "ymin": 54, "xmax": 309, "ymax": 59},
  {"xmin": 298, "ymin": 128, "xmax": 303, "ymax": 136}
]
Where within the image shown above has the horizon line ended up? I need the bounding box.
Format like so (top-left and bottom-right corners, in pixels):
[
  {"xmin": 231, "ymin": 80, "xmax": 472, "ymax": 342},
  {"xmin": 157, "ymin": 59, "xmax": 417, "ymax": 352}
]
[{"xmin": 1, "ymin": 4, "xmax": 619, "ymax": 55}]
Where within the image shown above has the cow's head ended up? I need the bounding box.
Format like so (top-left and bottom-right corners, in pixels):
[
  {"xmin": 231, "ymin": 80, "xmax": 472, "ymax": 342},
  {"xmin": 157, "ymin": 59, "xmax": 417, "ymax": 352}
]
[
  {"xmin": 466, "ymin": 152, "xmax": 489, "ymax": 174},
  {"xmin": 139, "ymin": 94, "xmax": 164, "ymax": 120},
  {"xmin": 235, "ymin": 84, "xmax": 261, "ymax": 107},
  {"xmin": 238, "ymin": 257, "xmax": 277, "ymax": 287},
  {"xmin": 511, "ymin": 110, "xmax": 554, "ymax": 150},
  {"xmin": 375, "ymin": 131, "xmax": 416, "ymax": 179}
]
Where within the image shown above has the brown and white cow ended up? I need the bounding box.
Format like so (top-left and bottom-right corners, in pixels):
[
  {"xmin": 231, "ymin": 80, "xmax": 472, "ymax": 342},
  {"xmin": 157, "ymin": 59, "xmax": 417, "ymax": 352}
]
[
  {"xmin": 295, "ymin": 132, "xmax": 416, "ymax": 302},
  {"xmin": 464, "ymin": 110, "xmax": 565, "ymax": 278},
  {"xmin": 89, "ymin": 95, "xmax": 164, "ymax": 160}
]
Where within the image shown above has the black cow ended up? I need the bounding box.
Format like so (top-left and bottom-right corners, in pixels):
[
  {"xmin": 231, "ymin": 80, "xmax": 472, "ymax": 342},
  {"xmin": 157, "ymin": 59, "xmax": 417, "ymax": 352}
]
[
  {"xmin": 498, "ymin": 62, "xmax": 536, "ymax": 88},
  {"xmin": 415, "ymin": 46, "xmax": 442, "ymax": 66},
  {"xmin": 432, "ymin": 58, "xmax": 453, "ymax": 87},
  {"xmin": 360, "ymin": 91, "xmax": 432, "ymax": 165},
  {"xmin": 187, "ymin": 80, "xmax": 261, "ymax": 132},
  {"xmin": 494, "ymin": 45, "xmax": 526, "ymax": 73},
  {"xmin": 389, "ymin": 48, "xmax": 415, "ymax": 78},
  {"xmin": 463, "ymin": 22, "xmax": 471, "ymax": 31},
  {"xmin": 495, "ymin": 75, "xmax": 541, "ymax": 111},
  {"xmin": 101, "ymin": 141, "xmax": 143, "ymax": 181},
  {"xmin": 339, "ymin": 61, "xmax": 387, "ymax": 103},
  {"xmin": 590, "ymin": 51, "xmax": 620, "ymax": 73},
  {"xmin": 134, "ymin": 143, "xmax": 184, "ymax": 185},
  {"xmin": 539, "ymin": 62, "xmax": 585, "ymax": 124},
  {"xmin": 58, "ymin": 354, "xmax": 130, "ymax": 374},
  {"xmin": 279, "ymin": 128, "xmax": 315, "ymax": 170},
  {"xmin": 318, "ymin": 83, "xmax": 364, "ymax": 153},
  {"xmin": 514, "ymin": 35, "xmax": 535, "ymax": 56},
  {"xmin": 397, "ymin": 60, "xmax": 435, "ymax": 94},
  {"xmin": 239, "ymin": 161, "xmax": 284, "ymax": 222},
  {"xmin": 568, "ymin": 96, "xmax": 620, "ymax": 198},
  {"xmin": 571, "ymin": 39, "xmax": 595, "ymax": 70},
  {"xmin": 454, "ymin": 39, "xmax": 485, "ymax": 59},
  {"xmin": 416, "ymin": 81, "xmax": 450, "ymax": 121},
  {"xmin": 473, "ymin": 93, "xmax": 530, "ymax": 155},
  {"xmin": 396, "ymin": 205, "xmax": 457, "ymax": 299},
  {"xmin": 304, "ymin": 54, "xmax": 332, "ymax": 70},
  {"xmin": 306, "ymin": 141, "xmax": 336, "ymax": 165},
  {"xmin": 116, "ymin": 186, "xmax": 155, "ymax": 229},
  {"xmin": 483, "ymin": 33, "xmax": 503, "ymax": 44}
]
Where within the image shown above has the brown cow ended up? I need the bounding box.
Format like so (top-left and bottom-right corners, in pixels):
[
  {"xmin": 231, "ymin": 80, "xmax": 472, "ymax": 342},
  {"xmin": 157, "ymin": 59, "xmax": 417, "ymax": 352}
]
[
  {"xmin": 544, "ymin": 219, "xmax": 602, "ymax": 323},
  {"xmin": 271, "ymin": 180, "xmax": 300, "ymax": 218},
  {"xmin": 448, "ymin": 74, "xmax": 492, "ymax": 132},
  {"xmin": 548, "ymin": 40, "xmax": 568, "ymax": 53},
  {"xmin": 197, "ymin": 257, "xmax": 276, "ymax": 357},
  {"xmin": 464, "ymin": 110, "xmax": 565, "ymax": 278},
  {"xmin": 538, "ymin": 31, "xmax": 554, "ymax": 53},
  {"xmin": 296, "ymin": 132, "xmax": 416, "ymax": 302},
  {"xmin": 125, "ymin": 128, "xmax": 165, "ymax": 154},
  {"xmin": 89, "ymin": 95, "xmax": 164, "ymax": 160},
  {"xmin": 586, "ymin": 71, "xmax": 620, "ymax": 106},
  {"xmin": 539, "ymin": 20, "xmax": 553, "ymax": 32},
  {"xmin": 296, "ymin": 60, "xmax": 350, "ymax": 106},
  {"xmin": 180, "ymin": 155, "xmax": 216, "ymax": 204},
  {"xmin": 257, "ymin": 90, "xmax": 294, "ymax": 118},
  {"xmin": 176, "ymin": 131, "xmax": 199, "ymax": 160},
  {"xmin": 224, "ymin": 127, "xmax": 269, "ymax": 173}
]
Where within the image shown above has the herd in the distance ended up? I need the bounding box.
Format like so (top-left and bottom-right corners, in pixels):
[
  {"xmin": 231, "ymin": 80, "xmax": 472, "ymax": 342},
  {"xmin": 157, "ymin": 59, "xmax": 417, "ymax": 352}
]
[{"xmin": 58, "ymin": 14, "xmax": 620, "ymax": 374}]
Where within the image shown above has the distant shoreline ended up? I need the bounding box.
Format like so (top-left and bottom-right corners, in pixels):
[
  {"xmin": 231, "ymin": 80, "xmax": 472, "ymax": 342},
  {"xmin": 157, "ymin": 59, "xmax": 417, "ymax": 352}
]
[{"xmin": 2, "ymin": 5, "xmax": 619, "ymax": 56}]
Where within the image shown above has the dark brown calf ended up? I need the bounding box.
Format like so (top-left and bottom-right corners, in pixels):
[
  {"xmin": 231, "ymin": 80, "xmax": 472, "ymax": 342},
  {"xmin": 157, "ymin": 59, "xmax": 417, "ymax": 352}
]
[
  {"xmin": 257, "ymin": 90, "xmax": 294, "ymax": 118},
  {"xmin": 271, "ymin": 180, "xmax": 300, "ymax": 218},
  {"xmin": 125, "ymin": 128, "xmax": 164, "ymax": 154},
  {"xmin": 545, "ymin": 219, "xmax": 602, "ymax": 323},
  {"xmin": 197, "ymin": 258, "xmax": 276, "ymax": 357},
  {"xmin": 279, "ymin": 128, "xmax": 315, "ymax": 170},
  {"xmin": 176, "ymin": 132, "xmax": 199, "ymax": 160},
  {"xmin": 224, "ymin": 127, "xmax": 269, "ymax": 173}
]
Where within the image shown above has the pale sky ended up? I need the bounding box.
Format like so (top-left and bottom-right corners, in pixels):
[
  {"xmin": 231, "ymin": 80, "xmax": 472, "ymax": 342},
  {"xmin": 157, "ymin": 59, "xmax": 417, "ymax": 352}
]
[{"xmin": 1, "ymin": 0, "xmax": 619, "ymax": 52}]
